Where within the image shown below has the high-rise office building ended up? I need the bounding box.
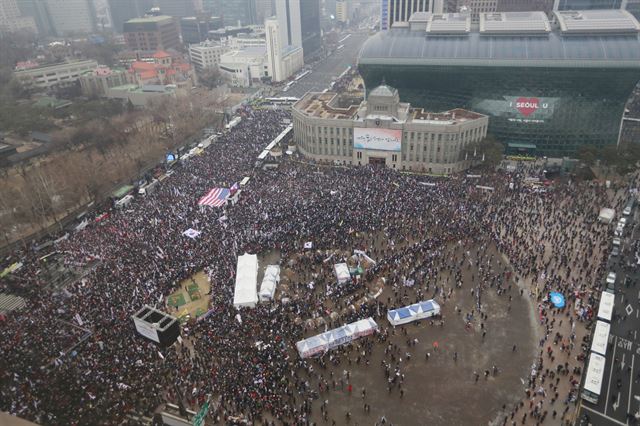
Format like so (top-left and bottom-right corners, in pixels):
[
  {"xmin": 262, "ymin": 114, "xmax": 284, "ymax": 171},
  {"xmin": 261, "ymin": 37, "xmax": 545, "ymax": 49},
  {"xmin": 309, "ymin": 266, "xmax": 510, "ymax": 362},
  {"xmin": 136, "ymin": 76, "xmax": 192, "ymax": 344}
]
[
  {"xmin": 123, "ymin": 15, "xmax": 181, "ymax": 51},
  {"xmin": 43, "ymin": 0, "xmax": 97, "ymax": 35},
  {"xmin": 380, "ymin": 0, "xmax": 443, "ymax": 29},
  {"xmin": 266, "ymin": 0, "xmax": 303, "ymax": 82},
  {"xmin": 497, "ymin": 0, "xmax": 554, "ymax": 13},
  {"xmin": 16, "ymin": 0, "xmax": 54, "ymax": 35},
  {"xmin": 274, "ymin": 0, "xmax": 302, "ymax": 49},
  {"xmin": 255, "ymin": 0, "xmax": 273, "ymax": 23},
  {"xmin": 154, "ymin": 0, "xmax": 199, "ymax": 17},
  {"xmin": 0, "ymin": 0, "xmax": 37, "ymax": 33},
  {"xmin": 220, "ymin": 0, "xmax": 257, "ymax": 26},
  {"xmin": 554, "ymin": 0, "xmax": 622, "ymax": 8},
  {"xmin": 300, "ymin": 0, "xmax": 321, "ymax": 57},
  {"xmin": 337, "ymin": 0, "xmax": 350, "ymax": 22},
  {"xmin": 108, "ymin": 0, "xmax": 153, "ymax": 33},
  {"xmin": 180, "ymin": 14, "xmax": 222, "ymax": 44}
]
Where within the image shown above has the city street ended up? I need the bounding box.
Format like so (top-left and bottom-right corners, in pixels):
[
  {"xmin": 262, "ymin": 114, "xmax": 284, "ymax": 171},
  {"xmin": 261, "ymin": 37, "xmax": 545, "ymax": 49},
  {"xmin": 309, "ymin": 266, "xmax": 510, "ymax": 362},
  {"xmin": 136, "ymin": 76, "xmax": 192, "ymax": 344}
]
[
  {"xmin": 578, "ymin": 207, "xmax": 640, "ymax": 426},
  {"xmin": 279, "ymin": 32, "xmax": 369, "ymax": 98}
]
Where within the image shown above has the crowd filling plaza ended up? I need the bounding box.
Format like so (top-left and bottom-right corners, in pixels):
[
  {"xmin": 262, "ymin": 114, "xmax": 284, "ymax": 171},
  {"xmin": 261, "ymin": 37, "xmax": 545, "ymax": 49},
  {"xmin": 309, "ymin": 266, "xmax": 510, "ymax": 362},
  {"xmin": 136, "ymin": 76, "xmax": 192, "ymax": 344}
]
[{"xmin": 0, "ymin": 106, "xmax": 637, "ymax": 426}]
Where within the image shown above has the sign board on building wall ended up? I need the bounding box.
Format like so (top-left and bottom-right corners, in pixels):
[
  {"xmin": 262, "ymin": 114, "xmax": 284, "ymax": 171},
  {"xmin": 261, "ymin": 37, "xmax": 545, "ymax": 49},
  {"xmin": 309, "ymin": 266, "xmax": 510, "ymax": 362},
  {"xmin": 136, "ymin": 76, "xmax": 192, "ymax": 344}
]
[
  {"xmin": 354, "ymin": 128, "xmax": 401, "ymax": 152},
  {"xmin": 504, "ymin": 96, "xmax": 557, "ymax": 124}
]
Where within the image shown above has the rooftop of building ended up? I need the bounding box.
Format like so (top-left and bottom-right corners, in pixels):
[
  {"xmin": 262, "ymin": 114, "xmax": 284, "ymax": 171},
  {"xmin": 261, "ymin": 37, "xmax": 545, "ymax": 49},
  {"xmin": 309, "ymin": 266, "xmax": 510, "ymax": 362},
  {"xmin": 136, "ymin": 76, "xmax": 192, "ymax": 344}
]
[
  {"xmin": 554, "ymin": 9, "xmax": 640, "ymax": 34},
  {"xmin": 294, "ymin": 90, "xmax": 486, "ymax": 125},
  {"xmin": 294, "ymin": 92, "xmax": 362, "ymax": 120},
  {"xmin": 221, "ymin": 46, "xmax": 267, "ymax": 58},
  {"xmin": 81, "ymin": 66, "xmax": 127, "ymax": 77},
  {"xmin": 369, "ymin": 84, "xmax": 397, "ymax": 98},
  {"xmin": 109, "ymin": 84, "xmax": 175, "ymax": 93},
  {"xmin": 14, "ymin": 59, "xmax": 97, "ymax": 74},
  {"xmin": 359, "ymin": 10, "xmax": 640, "ymax": 68},
  {"xmin": 189, "ymin": 40, "xmax": 224, "ymax": 48},
  {"xmin": 125, "ymin": 15, "xmax": 174, "ymax": 24},
  {"xmin": 152, "ymin": 50, "xmax": 171, "ymax": 59},
  {"xmin": 410, "ymin": 108, "xmax": 486, "ymax": 124},
  {"xmin": 480, "ymin": 11, "xmax": 550, "ymax": 34}
]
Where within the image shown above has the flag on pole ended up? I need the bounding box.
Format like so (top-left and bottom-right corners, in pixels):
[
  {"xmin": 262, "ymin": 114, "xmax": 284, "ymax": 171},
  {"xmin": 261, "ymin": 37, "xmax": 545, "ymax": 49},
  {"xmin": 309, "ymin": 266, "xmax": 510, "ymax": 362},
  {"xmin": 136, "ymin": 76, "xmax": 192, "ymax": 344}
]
[
  {"xmin": 198, "ymin": 188, "xmax": 230, "ymax": 207},
  {"xmin": 230, "ymin": 182, "xmax": 239, "ymax": 195}
]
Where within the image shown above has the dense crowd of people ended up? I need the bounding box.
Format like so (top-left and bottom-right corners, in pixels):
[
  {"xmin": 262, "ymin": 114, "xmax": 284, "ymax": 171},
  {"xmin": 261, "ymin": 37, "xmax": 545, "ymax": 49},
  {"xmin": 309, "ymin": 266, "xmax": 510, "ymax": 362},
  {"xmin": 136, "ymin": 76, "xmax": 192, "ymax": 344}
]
[{"xmin": 0, "ymin": 106, "xmax": 634, "ymax": 425}]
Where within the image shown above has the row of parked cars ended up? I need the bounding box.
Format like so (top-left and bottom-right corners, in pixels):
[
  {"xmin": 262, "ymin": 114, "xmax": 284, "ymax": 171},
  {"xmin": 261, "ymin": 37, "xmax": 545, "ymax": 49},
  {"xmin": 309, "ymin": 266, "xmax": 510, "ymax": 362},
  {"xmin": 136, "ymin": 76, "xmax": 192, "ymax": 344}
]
[{"xmin": 607, "ymin": 197, "xmax": 637, "ymax": 292}]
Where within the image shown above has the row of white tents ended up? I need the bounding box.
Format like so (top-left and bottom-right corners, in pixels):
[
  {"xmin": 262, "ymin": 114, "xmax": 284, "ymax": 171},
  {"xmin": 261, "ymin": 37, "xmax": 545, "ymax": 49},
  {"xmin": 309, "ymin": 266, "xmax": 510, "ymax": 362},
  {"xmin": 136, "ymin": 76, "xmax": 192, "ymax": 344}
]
[
  {"xmin": 233, "ymin": 253, "xmax": 281, "ymax": 308},
  {"xmin": 295, "ymin": 300, "xmax": 442, "ymax": 357},
  {"xmin": 387, "ymin": 299, "xmax": 441, "ymax": 326},
  {"xmin": 295, "ymin": 317, "xmax": 379, "ymax": 358},
  {"xmin": 259, "ymin": 265, "xmax": 280, "ymax": 302}
]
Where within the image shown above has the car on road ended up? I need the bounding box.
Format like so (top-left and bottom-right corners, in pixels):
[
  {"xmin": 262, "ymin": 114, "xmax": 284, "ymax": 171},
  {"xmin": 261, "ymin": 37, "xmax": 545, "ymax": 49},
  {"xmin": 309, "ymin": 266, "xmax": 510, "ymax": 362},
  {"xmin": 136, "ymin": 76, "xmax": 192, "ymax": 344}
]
[
  {"xmin": 615, "ymin": 224, "xmax": 624, "ymax": 237},
  {"xmin": 611, "ymin": 245, "xmax": 620, "ymax": 257},
  {"xmin": 612, "ymin": 237, "xmax": 621, "ymax": 257},
  {"xmin": 619, "ymin": 217, "xmax": 627, "ymax": 227},
  {"xmin": 605, "ymin": 272, "xmax": 617, "ymax": 293}
]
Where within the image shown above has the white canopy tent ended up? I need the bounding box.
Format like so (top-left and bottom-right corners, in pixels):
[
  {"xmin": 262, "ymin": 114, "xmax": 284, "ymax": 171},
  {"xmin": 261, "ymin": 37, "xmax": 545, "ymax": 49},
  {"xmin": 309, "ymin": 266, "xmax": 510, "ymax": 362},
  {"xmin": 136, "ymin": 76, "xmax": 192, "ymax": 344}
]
[
  {"xmin": 233, "ymin": 253, "xmax": 258, "ymax": 308},
  {"xmin": 598, "ymin": 208, "xmax": 615, "ymax": 224},
  {"xmin": 387, "ymin": 300, "xmax": 441, "ymax": 326},
  {"xmin": 295, "ymin": 317, "xmax": 378, "ymax": 358},
  {"xmin": 259, "ymin": 265, "xmax": 280, "ymax": 302},
  {"xmin": 333, "ymin": 263, "xmax": 350, "ymax": 283}
]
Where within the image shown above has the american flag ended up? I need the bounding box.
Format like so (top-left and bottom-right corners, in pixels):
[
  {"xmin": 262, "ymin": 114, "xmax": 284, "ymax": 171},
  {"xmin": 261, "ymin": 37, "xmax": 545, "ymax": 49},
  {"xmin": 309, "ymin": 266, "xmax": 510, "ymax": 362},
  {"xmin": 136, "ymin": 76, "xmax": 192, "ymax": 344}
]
[{"xmin": 198, "ymin": 188, "xmax": 230, "ymax": 207}]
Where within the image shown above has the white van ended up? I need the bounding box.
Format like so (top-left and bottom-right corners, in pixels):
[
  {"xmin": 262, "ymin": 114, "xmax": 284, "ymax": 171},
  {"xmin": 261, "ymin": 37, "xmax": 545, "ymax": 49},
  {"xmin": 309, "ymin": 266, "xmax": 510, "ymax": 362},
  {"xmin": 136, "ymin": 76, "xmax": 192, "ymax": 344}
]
[{"xmin": 115, "ymin": 194, "xmax": 134, "ymax": 209}]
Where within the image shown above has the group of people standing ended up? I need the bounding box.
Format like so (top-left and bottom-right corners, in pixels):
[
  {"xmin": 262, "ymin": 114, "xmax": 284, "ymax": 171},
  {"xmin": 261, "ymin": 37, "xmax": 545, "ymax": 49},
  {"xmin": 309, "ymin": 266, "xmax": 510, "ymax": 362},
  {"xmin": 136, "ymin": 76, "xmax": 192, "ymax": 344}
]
[{"xmin": 0, "ymin": 106, "xmax": 633, "ymax": 425}]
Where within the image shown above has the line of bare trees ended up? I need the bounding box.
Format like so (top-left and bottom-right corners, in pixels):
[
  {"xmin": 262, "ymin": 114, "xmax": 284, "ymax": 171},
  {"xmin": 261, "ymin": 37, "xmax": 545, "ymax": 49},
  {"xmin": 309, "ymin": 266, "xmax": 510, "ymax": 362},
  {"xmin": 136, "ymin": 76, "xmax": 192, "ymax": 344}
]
[{"xmin": 0, "ymin": 96, "xmax": 219, "ymax": 248}]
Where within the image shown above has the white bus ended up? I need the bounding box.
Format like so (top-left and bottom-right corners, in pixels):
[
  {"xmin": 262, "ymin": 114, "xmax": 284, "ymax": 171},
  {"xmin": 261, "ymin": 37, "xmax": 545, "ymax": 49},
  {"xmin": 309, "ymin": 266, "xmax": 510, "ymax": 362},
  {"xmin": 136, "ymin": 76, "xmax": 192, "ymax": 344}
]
[
  {"xmin": 263, "ymin": 97, "xmax": 299, "ymax": 105},
  {"xmin": 597, "ymin": 291, "xmax": 615, "ymax": 322},
  {"xmin": 294, "ymin": 70, "xmax": 310, "ymax": 81},
  {"xmin": 590, "ymin": 320, "xmax": 610, "ymax": 357},
  {"xmin": 581, "ymin": 352, "xmax": 606, "ymax": 404}
]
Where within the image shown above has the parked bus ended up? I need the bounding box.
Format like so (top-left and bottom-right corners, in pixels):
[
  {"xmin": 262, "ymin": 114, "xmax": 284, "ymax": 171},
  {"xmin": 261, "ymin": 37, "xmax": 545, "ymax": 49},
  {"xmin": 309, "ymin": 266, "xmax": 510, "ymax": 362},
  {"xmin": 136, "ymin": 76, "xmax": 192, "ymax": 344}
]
[
  {"xmin": 263, "ymin": 97, "xmax": 299, "ymax": 106},
  {"xmin": 581, "ymin": 352, "xmax": 606, "ymax": 404},
  {"xmin": 294, "ymin": 70, "xmax": 311, "ymax": 81},
  {"xmin": 590, "ymin": 320, "xmax": 611, "ymax": 357},
  {"xmin": 597, "ymin": 291, "xmax": 615, "ymax": 323},
  {"xmin": 623, "ymin": 198, "xmax": 636, "ymax": 216}
]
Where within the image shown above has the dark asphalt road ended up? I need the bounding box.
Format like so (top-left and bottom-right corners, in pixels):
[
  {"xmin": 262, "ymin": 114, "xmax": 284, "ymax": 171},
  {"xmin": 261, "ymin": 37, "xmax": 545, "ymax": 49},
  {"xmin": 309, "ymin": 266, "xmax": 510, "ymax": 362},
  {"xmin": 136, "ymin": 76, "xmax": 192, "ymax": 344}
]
[
  {"xmin": 578, "ymin": 206, "xmax": 640, "ymax": 426},
  {"xmin": 279, "ymin": 32, "xmax": 369, "ymax": 99}
]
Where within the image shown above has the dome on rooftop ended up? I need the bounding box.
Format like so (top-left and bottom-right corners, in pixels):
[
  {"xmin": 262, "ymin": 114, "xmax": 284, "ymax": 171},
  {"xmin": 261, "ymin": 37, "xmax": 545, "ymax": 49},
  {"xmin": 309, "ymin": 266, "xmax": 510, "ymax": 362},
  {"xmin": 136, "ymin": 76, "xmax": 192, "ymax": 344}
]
[{"xmin": 369, "ymin": 84, "xmax": 397, "ymax": 98}]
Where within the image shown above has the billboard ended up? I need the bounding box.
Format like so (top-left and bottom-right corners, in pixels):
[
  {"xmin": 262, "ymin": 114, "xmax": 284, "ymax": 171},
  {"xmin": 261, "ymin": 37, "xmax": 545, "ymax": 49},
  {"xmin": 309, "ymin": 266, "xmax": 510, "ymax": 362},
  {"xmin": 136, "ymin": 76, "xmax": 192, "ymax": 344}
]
[
  {"xmin": 504, "ymin": 96, "xmax": 557, "ymax": 124},
  {"xmin": 354, "ymin": 128, "xmax": 401, "ymax": 152},
  {"xmin": 132, "ymin": 316, "xmax": 160, "ymax": 343},
  {"xmin": 473, "ymin": 96, "xmax": 558, "ymax": 124}
]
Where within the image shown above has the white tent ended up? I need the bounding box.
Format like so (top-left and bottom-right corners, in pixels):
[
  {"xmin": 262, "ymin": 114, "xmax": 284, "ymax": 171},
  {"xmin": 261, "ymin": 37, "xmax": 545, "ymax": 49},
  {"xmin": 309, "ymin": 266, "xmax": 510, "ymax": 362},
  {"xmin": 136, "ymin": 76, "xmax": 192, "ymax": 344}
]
[
  {"xmin": 233, "ymin": 253, "xmax": 258, "ymax": 308},
  {"xmin": 387, "ymin": 300, "xmax": 441, "ymax": 326},
  {"xmin": 598, "ymin": 208, "xmax": 615, "ymax": 224},
  {"xmin": 259, "ymin": 265, "xmax": 280, "ymax": 302},
  {"xmin": 295, "ymin": 317, "xmax": 378, "ymax": 358},
  {"xmin": 333, "ymin": 263, "xmax": 350, "ymax": 283}
]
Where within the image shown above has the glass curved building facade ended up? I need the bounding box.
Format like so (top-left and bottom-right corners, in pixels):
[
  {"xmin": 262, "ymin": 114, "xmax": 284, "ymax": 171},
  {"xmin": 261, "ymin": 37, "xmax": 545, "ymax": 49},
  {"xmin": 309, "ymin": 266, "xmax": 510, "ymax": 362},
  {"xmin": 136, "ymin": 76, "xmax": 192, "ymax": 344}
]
[{"xmin": 358, "ymin": 11, "xmax": 640, "ymax": 157}]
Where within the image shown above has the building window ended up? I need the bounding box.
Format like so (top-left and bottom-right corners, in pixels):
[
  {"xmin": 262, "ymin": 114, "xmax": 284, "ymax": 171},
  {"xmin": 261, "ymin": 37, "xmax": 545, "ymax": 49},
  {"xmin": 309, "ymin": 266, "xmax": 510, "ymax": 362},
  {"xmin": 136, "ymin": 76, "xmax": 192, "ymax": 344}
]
[{"xmin": 357, "ymin": 152, "xmax": 362, "ymax": 159}]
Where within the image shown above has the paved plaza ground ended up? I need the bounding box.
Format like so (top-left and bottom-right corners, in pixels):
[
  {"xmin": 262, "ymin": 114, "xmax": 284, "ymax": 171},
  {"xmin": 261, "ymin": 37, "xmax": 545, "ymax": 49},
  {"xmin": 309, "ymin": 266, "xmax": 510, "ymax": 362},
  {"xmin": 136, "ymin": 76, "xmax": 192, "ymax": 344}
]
[{"xmin": 272, "ymin": 239, "xmax": 540, "ymax": 426}]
